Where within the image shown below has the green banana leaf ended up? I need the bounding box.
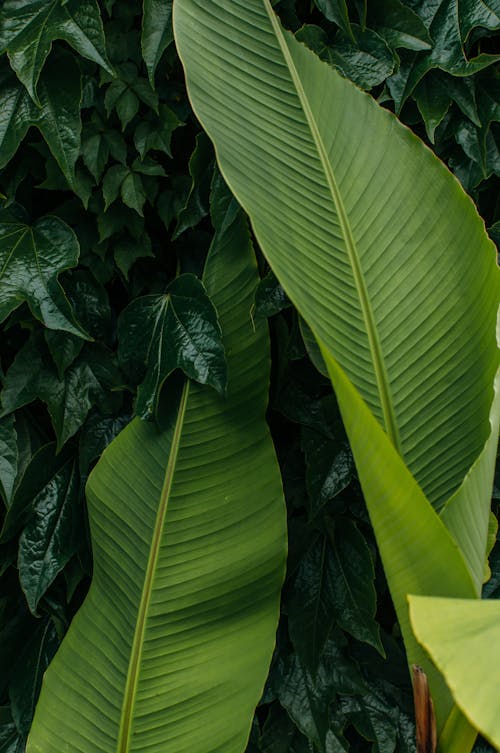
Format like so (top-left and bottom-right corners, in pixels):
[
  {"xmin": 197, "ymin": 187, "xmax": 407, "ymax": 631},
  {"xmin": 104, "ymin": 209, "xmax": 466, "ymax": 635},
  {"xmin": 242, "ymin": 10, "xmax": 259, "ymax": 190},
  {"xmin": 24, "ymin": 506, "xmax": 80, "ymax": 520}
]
[
  {"xmin": 26, "ymin": 186, "xmax": 287, "ymax": 753},
  {"xmin": 409, "ymin": 595, "xmax": 500, "ymax": 751},
  {"xmin": 173, "ymin": 0, "xmax": 499, "ymax": 738}
]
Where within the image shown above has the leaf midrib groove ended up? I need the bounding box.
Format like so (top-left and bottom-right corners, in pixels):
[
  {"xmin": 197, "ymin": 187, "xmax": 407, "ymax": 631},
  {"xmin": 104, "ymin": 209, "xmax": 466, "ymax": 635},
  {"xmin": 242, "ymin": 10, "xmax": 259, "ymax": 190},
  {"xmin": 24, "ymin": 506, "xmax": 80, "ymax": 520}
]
[
  {"xmin": 263, "ymin": 0, "xmax": 401, "ymax": 450},
  {"xmin": 117, "ymin": 380, "xmax": 190, "ymax": 753}
]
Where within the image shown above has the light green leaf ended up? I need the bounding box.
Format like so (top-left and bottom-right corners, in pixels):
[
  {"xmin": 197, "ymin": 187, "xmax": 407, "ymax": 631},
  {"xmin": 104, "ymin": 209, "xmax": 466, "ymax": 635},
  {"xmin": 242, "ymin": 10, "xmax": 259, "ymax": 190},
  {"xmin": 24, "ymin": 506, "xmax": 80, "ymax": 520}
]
[
  {"xmin": 174, "ymin": 0, "xmax": 499, "ymax": 509},
  {"xmin": 141, "ymin": 0, "xmax": 173, "ymax": 87},
  {"xmin": 440, "ymin": 366, "xmax": 500, "ymax": 593},
  {"xmin": 409, "ymin": 595, "xmax": 500, "ymax": 751},
  {"xmin": 26, "ymin": 183, "xmax": 286, "ymax": 753},
  {"xmin": 0, "ymin": 212, "xmax": 86, "ymax": 337},
  {"xmin": 0, "ymin": 0, "xmax": 113, "ymax": 103},
  {"xmin": 0, "ymin": 54, "xmax": 82, "ymax": 187},
  {"xmin": 173, "ymin": 1, "xmax": 499, "ymax": 735}
]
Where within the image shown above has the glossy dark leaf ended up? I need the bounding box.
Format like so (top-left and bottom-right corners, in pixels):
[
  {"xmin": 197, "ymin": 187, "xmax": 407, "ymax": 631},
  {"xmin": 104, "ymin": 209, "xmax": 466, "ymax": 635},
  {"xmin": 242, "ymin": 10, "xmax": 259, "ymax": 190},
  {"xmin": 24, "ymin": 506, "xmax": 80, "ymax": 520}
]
[
  {"xmin": 0, "ymin": 0, "xmax": 112, "ymax": 103},
  {"xmin": 133, "ymin": 105, "xmax": 183, "ymax": 159},
  {"xmin": 141, "ymin": 0, "xmax": 173, "ymax": 86},
  {"xmin": 254, "ymin": 272, "xmax": 291, "ymax": 318},
  {"xmin": 1, "ymin": 335, "xmax": 119, "ymax": 450},
  {"xmin": 0, "ymin": 443, "xmax": 65, "ymax": 543},
  {"xmin": 288, "ymin": 533, "xmax": 338, "ymax": 672},
  {"xmin": 366, "ymin": 0, "xmax": 432, "ymax": 51},
  {"xmin": 296, "ymin": 24, "xmax": 396, "ymax": 89},
  {"xmin": 113, "ymin": 234, "xmax": 154, "ymax": 279},
  {"xmin": 0, "ymin": 211, "xmax": 86, "ymax": 337},
  {"xmin": 340, "ymin": 683, "xmax": 400, "ymax": 753},
  {"xmin": 277, "ymin": 640, "xmax": 364, "ymax": 751},
  {"xmin": 118, "ymin": 273, "xmax": 227, "ymax": 418},
  {"xmin": 327, "ymin": 518, "xmax": 382, "ymax": 652},
  {"xmin": 18, "ymin": 457, "xmax": 80, "ymax": 614},
  {"xmin": 0, "ymin": 708, "xmax": 23, "ymax": 753},
  {"xmin": 260, "ymin": 703, "xmax": 311, "ymax": 753},
  {"xmin": 313, "ymin": 0, "xmax": 353, "ymax": 39},
  {"xmin": 413, "ymin": 73, "xmax": 451, "ymax": 142},
  {"xmin": 173, "ymin": 132, "xmax": 214, "ymax": 238},
  {"xmin": 0, "ymin": 416, "xmax": 17, "ymax": 506},
  {"xmin": 78, "ymin": 413, "xmax": 130, "ymax": 475},
  {"xmin": 0, "ymin": 53, "xmax": 82, "ymax": 187},
  {"xmin": 302, "ymin": 428, "xmax": 354, "ymax": 518},
  {"xmin": 387, "ymin": 0, "xmax": 500, "ymax": 111},
  {"xmin": 8, "ymin": 617, "xmax": 59, "ymax": 739},
  {"xmin": 44, "ymin": 332, "xmax": 85, "ymax": 380}
]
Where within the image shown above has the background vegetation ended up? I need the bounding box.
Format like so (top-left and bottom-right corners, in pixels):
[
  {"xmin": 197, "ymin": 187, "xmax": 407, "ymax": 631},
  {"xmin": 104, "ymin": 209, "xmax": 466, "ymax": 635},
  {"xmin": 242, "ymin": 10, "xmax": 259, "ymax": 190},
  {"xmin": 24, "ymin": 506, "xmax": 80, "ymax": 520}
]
[{"xmin": 0, "ymin": 1, "xmax": 499, "ymax": 751}]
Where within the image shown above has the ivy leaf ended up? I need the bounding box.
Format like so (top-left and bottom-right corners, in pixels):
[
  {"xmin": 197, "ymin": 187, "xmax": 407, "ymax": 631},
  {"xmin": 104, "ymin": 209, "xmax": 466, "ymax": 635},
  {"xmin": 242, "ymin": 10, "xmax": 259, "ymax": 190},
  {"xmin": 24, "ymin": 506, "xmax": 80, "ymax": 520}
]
[
  {"xmin": 0, "ymin": 416, "xmax": 17, "ymax": 506},
  {"xmin": 0, "ymin": 210, "xmax": 87, "ymax": 337},
  {"xmin": 366, "ymin": 0, "xmax": 432, "ymax": 51},
  {"xmin": 340, "ymin": 683, "xmax": 400, "ymax": 753},
  {"xmin": 113, "ymin": 233, "xmax": 154, "ymax": 279},
  {"xmin": 288, "ymin": 533, "xmax": 339, "ymax": 673},
  {"xmin": 141, "ymin": 0, "xmax": 173, "ymax": 87},
  {"xmin": 173, "ymin": 132, "xmax": 214, "ymax": 238},
  {"xmin": 313, "ymin": 0, "xmax": 353, "ymax": 40},
  {"xmin": 133, "ymin": 104, "xmax": 183, "ymax": 159},
  {"xmin": 387, "ymin": 0, "xmax": 500, "ymax": 111},
  {"xmin": 0, "ymin": 53, "xmax": 82, "ymax": 187},
  {"xmin": 18, "ymin": 456, "xmax": 81, "ymax": 614},
  {"xmin": 118, "ymin": 273, "xmax": 227, "ymax": 418},
  {"xmin": 78, "ymin": 412, "xmax": 130, "ymax": 475},
  {"xmin": 302, "ymin": 428, "xmax": 354, "ymax": 518},
  {"xmin": 327, "ymin": 518, "xmax": 383, "ymax": 653},
  {"xmin": 0, "ymin": 335, "xmax": 119, "ymax": 450},
  {"xmin": 254, "ymin": 271, "xmax": 291, "ymax": 319},
  {"xmin": 0, "ymin": 0, "xmax": 113, "ymax": 103},
  {"xmin": 81, "ymin": 115, "xmax": 127, "ymax": 182},
  {"xmin": 0, "ymin": 707, "xmax": 22, "ymax": 753},
  {"xmin": 296, "ymin": 24, "xmax": 396, "ymax": 90},
  {"xmin": 9, "ymin": 617, "xmax": 59, "ymax": 738},
  {"xmin": 121, "ymin": 171, "xmax": 147, "ymax": 216}
]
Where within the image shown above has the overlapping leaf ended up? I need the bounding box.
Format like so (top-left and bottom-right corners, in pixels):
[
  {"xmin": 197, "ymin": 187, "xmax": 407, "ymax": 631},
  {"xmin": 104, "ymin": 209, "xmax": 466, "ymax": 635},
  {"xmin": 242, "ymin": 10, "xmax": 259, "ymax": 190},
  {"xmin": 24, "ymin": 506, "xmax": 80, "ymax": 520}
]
[
  {"xmin": 174, "ymin": 0, "xmax": 499, "ymax": 736},
  {"xmin": 0, "ymin": 0, "xmax": 112, "ymax": 102},
  {"xmin": 26, "ymin": 182, "xmax": 287, "ymax": 753}
]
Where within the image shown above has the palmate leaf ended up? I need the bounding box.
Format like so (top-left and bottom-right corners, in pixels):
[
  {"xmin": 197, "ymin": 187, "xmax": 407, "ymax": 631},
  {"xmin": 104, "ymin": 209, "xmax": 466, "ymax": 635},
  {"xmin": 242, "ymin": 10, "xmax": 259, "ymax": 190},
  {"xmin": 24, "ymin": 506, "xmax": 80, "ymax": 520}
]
[
  {"xmin": 26, "ymin": 185, "xmax": 286, "ymax": 753},
  {"xmin": 173, "ymin": 0, "xmax": 499, "ymax": 738}
]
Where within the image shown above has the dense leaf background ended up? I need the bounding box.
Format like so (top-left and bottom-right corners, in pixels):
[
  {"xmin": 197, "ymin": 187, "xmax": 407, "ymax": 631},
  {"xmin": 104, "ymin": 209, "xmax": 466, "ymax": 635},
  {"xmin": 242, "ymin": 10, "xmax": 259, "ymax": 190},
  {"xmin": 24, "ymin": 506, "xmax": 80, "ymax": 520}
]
[{"xmin": 0, "ymin": 1, "xmax": 498, "ymax": 751}]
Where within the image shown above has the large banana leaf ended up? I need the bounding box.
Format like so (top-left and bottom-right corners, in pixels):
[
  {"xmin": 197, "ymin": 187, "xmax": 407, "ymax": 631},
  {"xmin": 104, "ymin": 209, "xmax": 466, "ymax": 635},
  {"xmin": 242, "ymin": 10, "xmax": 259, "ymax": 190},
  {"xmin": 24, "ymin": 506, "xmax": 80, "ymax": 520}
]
[
  {"xmin": 173, "ymin": 0, "xmax": 499, "ymax": 739},
  {"xmin": 26, "ymin": 186, "xmax": 287, "ymax": 753},
  {"xmin": 410, "ymin": 595, "xmax": 500, "ymax": 751}
]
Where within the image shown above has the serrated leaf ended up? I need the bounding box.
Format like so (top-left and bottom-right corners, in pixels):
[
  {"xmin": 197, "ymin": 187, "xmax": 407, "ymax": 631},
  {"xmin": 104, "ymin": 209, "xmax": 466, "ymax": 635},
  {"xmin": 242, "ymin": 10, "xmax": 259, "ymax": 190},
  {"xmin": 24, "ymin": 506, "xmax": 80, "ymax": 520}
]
[
  {"xmin": 102, "ymin": 164, "xmax": 128, "ymax": 209},
  {"xmin": 0, "ymin": 416, "xmax": 17, "ymax": 506},
  {"xmin": 141, "ymin": 0, "xmax": 173, "ymax": 86},
  {"xmin": 0, "ymin": 53, "xmax": 82, "ymax": 187},
  {"xmin": 313, "ymin": 0, "xmax": 353, "ymax": 39},
  {"xmin": 302, "ymin": 428, "xmax": 354, "ymax": 517},
  {"xmin": 0, "ymin": 0, "xmax": 113, "ymax": 103},
  {"xmin": 121, "ymin": 170, "xmax": 146, "ymax": 215},
  {"xmin": 18, "ymin": 457, "xmax": 80, "ymax": 614},
  {"xmin": 113, "ymin": 233, "xmax": 153, "ymax": 278},
  {"xmin": 387, "ymin": 0, "xmax": 500, "ymax": 111},
  {"xmin": 0, "ymin": 211, "xmax": 87, "ymax": 337},
  {"xmin": 133, "ymin": 104, "xmax": 183, "ymax": 159},
  {"xmin": 118, "ymin": 273, "xmax": 227, "ymax": 418},
  {"xmin": 296, "ymin": 24, "xmax": 396, "ymax": 89},
  {"xmin": 44, "ymin": 331, "xmax": 85, "ymax": 379},
  {"xmin": 254, "ymin": 271, "xmax": 291, "ymax": 318},
  {"xmin": 366, "ymin": 0, "xmax": 432, "ymax": 52},
  {"xmin": 1, "ymin": 334, "xmax": 118, "ymax": 450},
  {"xmin": 287, "ymin": 533, "xmax": 338, "ymax": 672},
  {"xmin": 340, "ymin": 683, "xmax": 399, "ymax": 753},
  {"xmin": 329, "ymin": 518, "xmax": 383, "ymax": 652}
]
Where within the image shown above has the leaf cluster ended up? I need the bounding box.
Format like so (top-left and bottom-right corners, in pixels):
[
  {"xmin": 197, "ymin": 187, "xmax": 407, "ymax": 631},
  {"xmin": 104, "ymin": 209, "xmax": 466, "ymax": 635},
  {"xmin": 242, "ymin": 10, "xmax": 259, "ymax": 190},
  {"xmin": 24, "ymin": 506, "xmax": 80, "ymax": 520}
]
[{"xmin": 0, "ymin": 0, "xmax": 498, "ymax": 751}]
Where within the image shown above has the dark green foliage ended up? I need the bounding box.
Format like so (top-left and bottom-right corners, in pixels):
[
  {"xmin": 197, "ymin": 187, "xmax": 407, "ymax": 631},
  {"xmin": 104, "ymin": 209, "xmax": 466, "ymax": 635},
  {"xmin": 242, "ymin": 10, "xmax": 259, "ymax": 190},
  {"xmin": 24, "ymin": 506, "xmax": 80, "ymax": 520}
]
[{"xmin": 0, "ymin": 0, "xmax": 498, "ymax": 751}]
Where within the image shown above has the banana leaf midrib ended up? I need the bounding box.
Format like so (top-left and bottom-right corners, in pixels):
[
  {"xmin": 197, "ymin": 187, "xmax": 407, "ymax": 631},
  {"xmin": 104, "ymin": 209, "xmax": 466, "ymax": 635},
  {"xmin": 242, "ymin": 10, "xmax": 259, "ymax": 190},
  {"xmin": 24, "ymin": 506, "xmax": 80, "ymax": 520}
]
[
  {"xmin": 262, "ymin": 0, "xmax": 401, "ymax": 451},
  {"xmin": 117, "ymin": 381, "xmax": 190, "ymax": 753}
]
